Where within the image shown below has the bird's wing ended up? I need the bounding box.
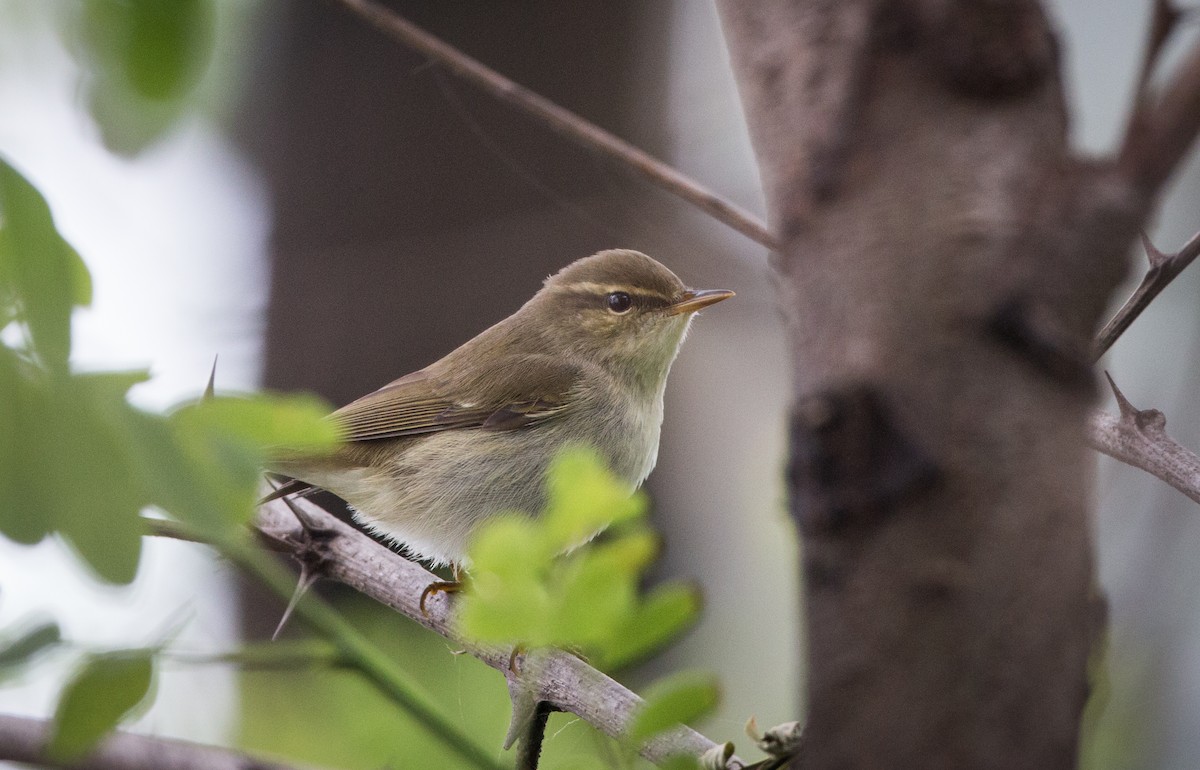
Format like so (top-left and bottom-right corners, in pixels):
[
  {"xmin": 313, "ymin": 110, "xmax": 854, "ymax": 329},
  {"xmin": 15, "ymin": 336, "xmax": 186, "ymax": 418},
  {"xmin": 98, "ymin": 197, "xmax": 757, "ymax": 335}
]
[{"xmin": 330, "ymin": 356, "xmax": 583, "ymax": 442}]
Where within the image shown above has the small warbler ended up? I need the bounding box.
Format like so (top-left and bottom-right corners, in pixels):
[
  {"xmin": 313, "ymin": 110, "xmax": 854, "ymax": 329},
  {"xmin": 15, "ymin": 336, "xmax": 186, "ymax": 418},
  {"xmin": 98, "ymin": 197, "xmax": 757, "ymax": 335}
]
[{"xmin": 269, "ymin": 249, "xmax": 733, "ymax": 569}]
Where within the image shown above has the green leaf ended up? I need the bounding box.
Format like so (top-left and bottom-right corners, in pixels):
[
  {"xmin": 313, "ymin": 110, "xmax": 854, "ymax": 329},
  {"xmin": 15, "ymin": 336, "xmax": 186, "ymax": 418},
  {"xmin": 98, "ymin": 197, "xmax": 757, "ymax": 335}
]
[
  {"xmin": 48, "ymin": 650, "xmax": 155, "ymax": 761},
  {"xmin": 457, "ymin": 516, "xmax": 550, "ymax": 643},
  {"xmin": 0, "ymin": 620, "xmax": 61, "ymax": 674},
  {"xmin": 0, "ymin": 365, "xmax": 152, "ymax": 580},
  {"xmin": 78, "ymin": 0, "xmax": 215, "ymax": 155},
  {"xmin": 544, "ymin": 536, "xmax": 651, "ymax": 648},
  {"xmin": 0, "ymin": 158, "xmax": 90, "ymax": 368},
  {"xmin": 0, "ymin": 347, "xmax": 48, "ymax": 544},
  {"xmin": 542, "ymin": 446, "xmax": 645, "ymax": 553},
  {"xmin": 172, "ymin": 393, "xmax": 340, "ymax": 453},
  {"xmin": 604, "ymin": 582, "xmax": 701, "ymax": 670},
  {"xmin": 163, "ymin": 393, "xmax": 338, "ymax": 529},
  {"xmin": 628, "ymin": 672, "xmax": 720, "ymax": 746}
]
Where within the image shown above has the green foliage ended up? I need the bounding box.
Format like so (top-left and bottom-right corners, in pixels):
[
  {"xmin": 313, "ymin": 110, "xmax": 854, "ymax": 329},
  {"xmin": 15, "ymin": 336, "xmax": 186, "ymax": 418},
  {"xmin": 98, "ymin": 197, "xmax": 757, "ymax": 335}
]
[
  {"xmin": 0, "ymin": 158, "xmax": 91, "ymax": 371},
  {"xmin": 75, "ymin": 0, "xmax": 216, "ymax": 155},
  {"xmin": 0, "ymin": 156, "xmax": 337, "ymax": 585},
  {"xmin": 0, "ymin": 619, "xmax": 61, "ymax": 681},
  {"xmin": 48, "ymin": 649, "xmax": 156, "ymax": 761},
  {"xmin": 628, "ymin": 672, "xmax": 721, "ymax": 746},
  {"xmin": 0, "ymin": 154, "xmax": 344, "ymax": 752},
  {"xmin": 459, "ymin": 447, "xmax": 714, "ymax": 760},
  {"xmin": 458, "ymin": 447, "xmax": 701, "ymax": 670}
]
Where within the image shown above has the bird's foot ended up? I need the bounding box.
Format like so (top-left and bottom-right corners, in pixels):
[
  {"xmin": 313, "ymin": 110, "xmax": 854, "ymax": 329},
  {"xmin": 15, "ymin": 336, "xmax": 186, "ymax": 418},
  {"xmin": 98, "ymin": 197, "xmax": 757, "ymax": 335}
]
[{"xmin": 419, "ymin": 580, "xmax": 462, "ymax": 614}]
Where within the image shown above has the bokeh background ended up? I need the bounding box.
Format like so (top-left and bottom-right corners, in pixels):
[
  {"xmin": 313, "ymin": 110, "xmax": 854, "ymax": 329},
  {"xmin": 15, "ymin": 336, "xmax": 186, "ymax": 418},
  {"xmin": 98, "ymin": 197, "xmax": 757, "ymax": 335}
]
[{"xmin": 0, "ymin": 1, "xmax": 1197, "ymax": 768}]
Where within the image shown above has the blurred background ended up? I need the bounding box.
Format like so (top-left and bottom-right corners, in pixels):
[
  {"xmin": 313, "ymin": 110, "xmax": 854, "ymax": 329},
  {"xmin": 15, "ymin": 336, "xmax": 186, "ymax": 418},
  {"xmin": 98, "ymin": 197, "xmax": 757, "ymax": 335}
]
[{"xmin": 0, "ymin": 1, "xmax": 1196, "ymax": 768}]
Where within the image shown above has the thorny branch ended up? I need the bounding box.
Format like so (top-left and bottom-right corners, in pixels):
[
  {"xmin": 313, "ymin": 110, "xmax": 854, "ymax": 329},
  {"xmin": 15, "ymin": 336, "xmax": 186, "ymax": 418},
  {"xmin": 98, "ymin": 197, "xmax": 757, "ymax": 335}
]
[
  {"xmin": 252, "ymin": 496, "xmax": 741, "ymax": 768},
  {"xmin": 0, "ymin": 714, "xmax": 317, "ymax": 770},
  {"xmin": 1088, "ymin": 374, "xmax": 1200, "ymax": 506},
  {"xmin": 326, "ymin": 0, "xmax": 778, "ymax": 250},
  {"xmin": 1094, "ymin": 230, "xmax": 1200, "ymax": 360}
]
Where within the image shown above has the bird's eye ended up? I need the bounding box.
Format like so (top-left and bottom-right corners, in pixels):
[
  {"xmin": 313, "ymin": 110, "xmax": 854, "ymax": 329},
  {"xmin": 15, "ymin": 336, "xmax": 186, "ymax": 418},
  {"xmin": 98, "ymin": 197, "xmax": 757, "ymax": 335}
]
[{"xmin": 606, "ymin": 291, "xmax": 633, "ymax": 314}]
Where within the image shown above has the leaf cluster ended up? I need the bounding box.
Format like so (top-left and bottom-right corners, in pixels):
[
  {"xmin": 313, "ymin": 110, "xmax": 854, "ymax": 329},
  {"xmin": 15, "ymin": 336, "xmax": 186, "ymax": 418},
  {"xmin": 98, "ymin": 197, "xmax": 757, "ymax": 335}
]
[{"xmin": 0, "ymin": 153, "xmax": 336, "ymax": 756}]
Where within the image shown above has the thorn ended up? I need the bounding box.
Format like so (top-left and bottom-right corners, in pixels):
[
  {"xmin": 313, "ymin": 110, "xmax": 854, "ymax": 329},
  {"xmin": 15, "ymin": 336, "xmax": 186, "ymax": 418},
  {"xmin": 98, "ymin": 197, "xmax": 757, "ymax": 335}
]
[
  {"xmin": 273, "ymin": 565, "xmax": 320, "ymax": 640},
  {"xmin": 1141, "ymin": 232, "xmax": 1169, "ymax": 269},
  {"xmin": 503, "ymin": 678, "xmax": 537, "ymax": 751},
  {"xmin": 203, "ymin": 355, "xmax": 218, "ymax": 402},
  {"xmin": 278, "ymin": 486, "xmax": 334, "ymax": 539},
  {"xmin": 1104, "ymin": 372, "xmax": 1168, "ymax": 432},
  {"xmin": 1104, "ymin": 371, "xmax": 1137, "ymax": 419}
]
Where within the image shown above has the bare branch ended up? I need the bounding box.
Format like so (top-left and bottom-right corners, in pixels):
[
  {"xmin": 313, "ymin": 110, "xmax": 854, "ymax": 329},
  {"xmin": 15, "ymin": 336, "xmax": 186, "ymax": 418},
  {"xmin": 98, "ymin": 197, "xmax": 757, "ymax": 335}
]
[
  {"xmin": 0, "ymin": 713, "xmax": 317, "ymax": 770},
  {"xmin": 1087, "ymin": 374, "xmax": 1200, "ymax": 506},
  {"xmin": 1094, "ymin": 230, "xmax": 1200, "ymax": 359},
  {"xmin": 252, "ymin": 496, "xmax": 742, "ymax": 768},
  {"xmin": 325, "ymin": 0, "xmax": 777, "ymax": 250}
]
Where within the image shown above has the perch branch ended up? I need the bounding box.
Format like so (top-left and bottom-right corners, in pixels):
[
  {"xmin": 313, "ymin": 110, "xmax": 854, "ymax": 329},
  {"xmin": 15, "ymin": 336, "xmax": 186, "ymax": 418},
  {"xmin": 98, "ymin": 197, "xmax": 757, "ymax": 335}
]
[
  {"xmin": 325, "ymin": 0, "xmax": 777, "ymax": 250},
  {"xmin": 1087, "ymin": 374, "xmax": 1200, "ymax": 506},
  {"xmin": 0, "ymin": 713, "xmax": 316, "ymax": 770},
  {"xmin": 1094, "ymin": 229, "xmax": 1200, "ymax": 359},
  {"xmin": 252, "ymin": 496, "xmax": 740, "ymax": 768}
]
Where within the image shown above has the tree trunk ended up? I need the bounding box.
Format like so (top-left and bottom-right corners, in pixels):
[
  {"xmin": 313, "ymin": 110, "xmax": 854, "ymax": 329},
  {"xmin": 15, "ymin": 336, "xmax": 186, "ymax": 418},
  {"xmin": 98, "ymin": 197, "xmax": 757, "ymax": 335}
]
[{"xmin": 717, "ymin": 2, "xmax": 1155, "ymax": 767}]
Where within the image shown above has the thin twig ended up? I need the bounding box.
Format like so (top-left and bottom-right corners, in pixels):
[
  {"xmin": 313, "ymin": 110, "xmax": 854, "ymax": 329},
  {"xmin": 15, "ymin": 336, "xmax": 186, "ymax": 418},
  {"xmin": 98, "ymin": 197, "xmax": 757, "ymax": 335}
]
[
  {"xmin": 1087, "ymin": 374, "xmax": 1200, "ymax": 506},
  {"xmin": 325, "ymin": 0, "xmax": 777, "ymax": 250},
  {"xmin": 0, "ymin": 713, "xmax": 319, "ymax": 770},
  {"xmin": 1093, "ymin": 229, "xmax": 1200, "ymax": 359}
]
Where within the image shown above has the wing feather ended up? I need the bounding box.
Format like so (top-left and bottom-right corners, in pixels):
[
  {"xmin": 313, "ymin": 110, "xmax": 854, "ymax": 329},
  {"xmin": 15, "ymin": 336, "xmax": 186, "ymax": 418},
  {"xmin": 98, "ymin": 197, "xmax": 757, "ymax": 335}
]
[{"xmin": 330, "ymin": 357, "xmax": 582, "ymax": 442}]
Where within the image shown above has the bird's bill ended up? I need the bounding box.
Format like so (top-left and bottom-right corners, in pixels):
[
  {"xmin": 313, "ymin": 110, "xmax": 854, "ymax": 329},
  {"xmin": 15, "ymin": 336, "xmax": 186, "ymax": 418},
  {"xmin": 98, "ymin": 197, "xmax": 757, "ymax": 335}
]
[{"xmin": 666, "ymin": 288, "xmax": 735, "ymax": 315}]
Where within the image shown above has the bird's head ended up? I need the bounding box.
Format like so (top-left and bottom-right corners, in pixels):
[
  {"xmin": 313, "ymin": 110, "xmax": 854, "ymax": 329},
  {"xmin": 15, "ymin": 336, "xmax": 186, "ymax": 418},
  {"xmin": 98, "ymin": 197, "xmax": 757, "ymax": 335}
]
[{"xmin": 525, "ymin": 249, "xmax": 734, "ymax": 388}]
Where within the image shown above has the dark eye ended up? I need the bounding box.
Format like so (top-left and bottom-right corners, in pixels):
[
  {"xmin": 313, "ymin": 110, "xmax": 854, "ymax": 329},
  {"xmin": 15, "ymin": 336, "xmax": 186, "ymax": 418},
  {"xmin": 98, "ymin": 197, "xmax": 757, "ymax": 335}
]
[{"xmin": 606, "ymin": 291, "xmax": 633, "ymax": 314}]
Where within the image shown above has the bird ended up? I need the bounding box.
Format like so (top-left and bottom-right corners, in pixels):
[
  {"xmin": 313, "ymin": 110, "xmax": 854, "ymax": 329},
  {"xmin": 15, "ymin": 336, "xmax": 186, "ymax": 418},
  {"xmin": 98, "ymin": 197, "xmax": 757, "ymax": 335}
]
[{"xmin": 267, "ymin": 249, "xmax": 733, "ymax": 573}]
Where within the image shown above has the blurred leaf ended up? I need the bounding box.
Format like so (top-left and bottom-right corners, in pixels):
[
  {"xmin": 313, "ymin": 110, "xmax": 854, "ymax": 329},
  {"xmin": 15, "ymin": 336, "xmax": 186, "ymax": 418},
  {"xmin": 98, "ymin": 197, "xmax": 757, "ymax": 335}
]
[
  {"xmin": 48, "ymin": 649, "xmax": 155, "ymax": 761},
  {"xmin": 459, "ymin": 449, "xmax": 700, "ymax": 670},
  {"xmin": 0, "ymin": 620, "xmax": 61, "ymax": 675},
  {"xmin": 77, "ymin": 0, "xmax": 215, "ymax": 155},
  {"xmin": 44, "ymin": 372, "xmax": 152, "ymax": 584},
  {"xmin": 165, "ymin": 393, "xmax": 338, "ymax": 529},
  {"xmin": 542, "ymin": 446, "xmax": 645, "ymax": 552},
  {"xmin": 605, "ymin": 583, "xmax": 701, "ymax": 670},
  {"xmin": 0, "ymin": 346, "xmax": 48, "ymax": 544},
  {"xmin": 545, "ymin": 539, "xmax": 643, "ymax": 649},
  {"xmin": 173, "ymin": 393, "xmax": 340, "ymax": 453},
  {"xmin": 628, "ymin": 672, "xmax": 720, "ymax": 746},
  {"xmin": 457, "ymin": 516, "xmax": 549, "ymax": 643},
  {"xmin": 0, "ymin": 158, "xmax": 91, "ymax": 369}
]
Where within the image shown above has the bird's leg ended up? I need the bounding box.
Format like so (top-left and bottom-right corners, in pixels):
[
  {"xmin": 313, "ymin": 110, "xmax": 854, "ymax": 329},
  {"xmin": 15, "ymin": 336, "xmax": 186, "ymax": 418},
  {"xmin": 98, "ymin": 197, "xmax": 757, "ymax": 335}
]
[{"xmin": 419, "ymin": 563, "xmax": 465, "ymax": 614}]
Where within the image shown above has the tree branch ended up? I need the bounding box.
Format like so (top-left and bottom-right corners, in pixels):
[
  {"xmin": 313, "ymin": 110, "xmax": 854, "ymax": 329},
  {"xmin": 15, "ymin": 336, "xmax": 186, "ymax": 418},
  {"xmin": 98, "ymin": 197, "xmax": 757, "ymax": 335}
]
[
  {"xmin": 1119, "ymin": 4, "xmax": 1200, "ymax": 194},
  {"xmin": 324, "ymin": 0, "xmax": 777, "ymax": 250},
  {"xmin": 252, "ymin": 496, "xmax": 740, "ymax": 768},
  {"xmin": 1087, "ymin": 375, "xmax": 1200, "ymax": 506},
  {"xmin": 0, "ymin": 714, "xmax": 316, "ymax": 770},
  {"xmin": 1093, "ymin": 230, "xmax": 1200, "ymax": 359}
]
